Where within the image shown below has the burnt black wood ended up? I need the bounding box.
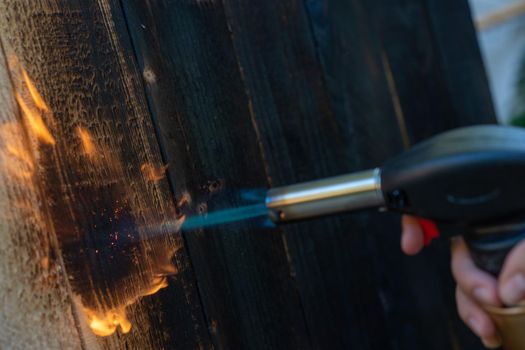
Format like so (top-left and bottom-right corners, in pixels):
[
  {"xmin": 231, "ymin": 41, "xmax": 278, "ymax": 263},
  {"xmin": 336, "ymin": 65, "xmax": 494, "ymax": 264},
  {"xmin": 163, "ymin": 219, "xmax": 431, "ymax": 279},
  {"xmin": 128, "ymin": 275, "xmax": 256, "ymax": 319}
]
[
  {"xmin": 222, "ymin": 1, "xmax": 396, "ymax": 349},
  {"xmin": 119, "ymin": 1, "xmax": 310, "ymax": 349},
  {"xmin": 120, "ymin": 0, "xmax": 495, "ymax": 349},
  {"xmin": 0, "ymin": 1, "xmax": 213, "ymax": 348},
  {"xmin": 360, "ymin": 2, "xmax": 495, "ymax": 349}
]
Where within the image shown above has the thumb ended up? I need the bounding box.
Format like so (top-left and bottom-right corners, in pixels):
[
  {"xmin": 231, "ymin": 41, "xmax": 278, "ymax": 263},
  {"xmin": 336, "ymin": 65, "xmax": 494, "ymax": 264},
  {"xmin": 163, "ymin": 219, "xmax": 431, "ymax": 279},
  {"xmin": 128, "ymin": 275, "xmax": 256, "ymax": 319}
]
[{"xmin": 498, "ymin": 240, "xmax": 525, "ymax": 306}]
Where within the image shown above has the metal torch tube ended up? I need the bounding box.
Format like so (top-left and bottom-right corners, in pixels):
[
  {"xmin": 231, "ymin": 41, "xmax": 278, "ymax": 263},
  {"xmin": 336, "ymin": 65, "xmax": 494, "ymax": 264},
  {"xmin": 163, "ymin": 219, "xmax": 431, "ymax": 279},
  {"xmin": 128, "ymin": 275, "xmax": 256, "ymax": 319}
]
[{"xmin": 266, "ymin": 168, "xmax": 385, "ymax": 223}]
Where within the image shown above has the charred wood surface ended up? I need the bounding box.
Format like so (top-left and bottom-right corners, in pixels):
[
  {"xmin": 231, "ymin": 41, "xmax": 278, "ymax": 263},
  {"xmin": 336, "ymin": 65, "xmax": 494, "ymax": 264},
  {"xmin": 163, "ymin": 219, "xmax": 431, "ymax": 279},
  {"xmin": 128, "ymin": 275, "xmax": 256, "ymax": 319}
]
[
  {"xmin": 0, "ymin": 1, "xmax": 210, "ymax": 349},
  {"xmin": 0, "ymin": 27, "xmax": 85, "ymax": 350},
  {"xmin": 0, "ymin": 0, "xmax": 495, "ymax": 349}
]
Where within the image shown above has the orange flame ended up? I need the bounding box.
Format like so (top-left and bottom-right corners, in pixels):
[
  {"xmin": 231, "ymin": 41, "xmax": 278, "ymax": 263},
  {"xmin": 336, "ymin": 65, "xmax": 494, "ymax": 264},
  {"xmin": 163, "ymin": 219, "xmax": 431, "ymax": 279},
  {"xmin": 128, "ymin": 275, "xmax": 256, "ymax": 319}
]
[
  {"xmin": 84, "ymin": 307, "xmax": 132, "ymax": 337},
  {"xmin": 77, "ymin": 126, "xmax": 96, "ymax": 156},
  {"xmin": 82, "ymin": 276, "xmax": 169, "ymax": 336},
  {"xmin": 7, "ymin": 62, "xmax": 55, "ymax": 146},
  {"xmin": 143, "ymin": 276, "xmax": 169, "ymax": 296},
  {"xmin": 6, "ymin": 144, "xmax": 33, "ymax": 167},
  {"xmin": 140, "ymin": 162, "xmax": 168, "ymax": 182},
  {"xmin": 22, "ymin": 69, "xmax": 51, "ymax": 113},
  {"xmin": 5, "ymin": 143, "xmax": 34, "ymax": 179},
  {"xmin": 15, "ymin": 92, "xmax": 55, "ymax": 145},
  {"xmin": 6, "ymin": 59, "xmax": 178, "ymax": 338},
  {"xmin": 0, "ymin": 121, "xmax": 35, "ymax": 181}
]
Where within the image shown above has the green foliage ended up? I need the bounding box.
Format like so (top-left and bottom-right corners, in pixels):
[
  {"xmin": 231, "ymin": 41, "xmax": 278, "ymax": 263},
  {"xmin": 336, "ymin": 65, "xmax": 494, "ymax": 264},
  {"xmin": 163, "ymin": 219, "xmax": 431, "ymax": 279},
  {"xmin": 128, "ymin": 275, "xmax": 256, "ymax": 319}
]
[
  {"xmin": 510, "ymin": 112, "xmax": 525, "ymax": 127},
  {"xmin": 511, "ymin": 51, "xmax": 525, "ymax": 126}
]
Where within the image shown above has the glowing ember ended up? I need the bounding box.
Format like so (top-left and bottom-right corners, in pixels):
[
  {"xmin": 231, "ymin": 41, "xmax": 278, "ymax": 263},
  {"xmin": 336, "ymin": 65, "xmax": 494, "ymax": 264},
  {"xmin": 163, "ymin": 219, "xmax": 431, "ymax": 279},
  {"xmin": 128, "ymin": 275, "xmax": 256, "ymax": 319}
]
[
  {"xmin": 77, "ymin": 126, "xmax": 96, "ymax": 156},
  {"xmin": 141, "ymin": 162, "xmax": 168, "ymax": 182}
]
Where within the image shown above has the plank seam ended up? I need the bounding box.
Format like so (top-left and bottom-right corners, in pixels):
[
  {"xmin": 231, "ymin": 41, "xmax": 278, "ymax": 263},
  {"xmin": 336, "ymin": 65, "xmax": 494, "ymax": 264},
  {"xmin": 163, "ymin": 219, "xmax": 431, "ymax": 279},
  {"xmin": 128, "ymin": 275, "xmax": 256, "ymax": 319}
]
[
  {"xmin": 114, "ymin": 1, "xmax": 216, "ymax": 347},
  {"xmin": 218, "ymin": 1, "xmax": 318, "ymax": 347},
  {"xmin": 380, "ymin": 51, "xmax": 411, "ymax": 149}
]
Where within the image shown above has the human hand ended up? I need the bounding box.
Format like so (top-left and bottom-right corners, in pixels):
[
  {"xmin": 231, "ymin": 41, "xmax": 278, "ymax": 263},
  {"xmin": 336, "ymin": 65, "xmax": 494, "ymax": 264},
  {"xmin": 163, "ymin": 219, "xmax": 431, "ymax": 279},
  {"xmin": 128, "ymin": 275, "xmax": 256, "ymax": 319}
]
[{"xmin": 401, "ymin": 215, "xmax": 525, "ymax": 349}]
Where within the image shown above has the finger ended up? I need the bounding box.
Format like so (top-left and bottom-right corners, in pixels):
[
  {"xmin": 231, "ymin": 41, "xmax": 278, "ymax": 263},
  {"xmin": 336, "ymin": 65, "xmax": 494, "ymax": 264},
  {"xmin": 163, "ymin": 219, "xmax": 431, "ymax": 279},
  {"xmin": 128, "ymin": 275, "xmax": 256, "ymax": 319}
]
[
  {"xmin": 456, "ymin": 287, "xmax": 501, "ymax": 349},
  {"xmin": 401, "ymin": 215, "xmax": 424, "ymax": 255},
  {"xmin": 499, "ymin": 239, "xmax": 525, "ymax": 306},
  {"xmin": 451, "ymin": 237, "xmax": 501, "ymax": 306}
]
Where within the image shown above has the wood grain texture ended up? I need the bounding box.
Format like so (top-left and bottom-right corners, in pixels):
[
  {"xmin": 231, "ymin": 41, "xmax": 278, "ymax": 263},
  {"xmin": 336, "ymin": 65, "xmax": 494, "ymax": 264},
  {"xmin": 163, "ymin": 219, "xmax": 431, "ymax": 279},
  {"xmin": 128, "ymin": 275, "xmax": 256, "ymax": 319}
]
[
  {"xmin": 304, "ymin": 1, "xmax": 495, "ymax": 349},
  {"xmin": 424, "ymin": 0, "xmax": 496, "ymax": 130},
  {"xmin": 123, "ymin": 0, "xmax": 495, "ymax": 349},
  {"xmin": 120, "ymin": 1, "xmax": 311, "ymax": 349},
  {"xmin": 361, "ymin": 1, "xmax": 496, "ymax": 348},
  {"xmin": 223, "ymin": 1, "xmax": 397, "ymax": 349},
  {"xmin": 0, "ymin": 30, "xmax": 85, "ymax": 350},
  {"xmin": 0, "ymin": 0, "xmax": 497, "ymax": 349},
  {"xmin": 366, "ymin": 0, "xmax": 495, "ymax": 143},
  {"xmin": 0, "ymin": 1, "xmax": 210, "ymax": 348},
  {"xmin": 125, "ymin": 1, "xmax": 493, "ymax": 349}
]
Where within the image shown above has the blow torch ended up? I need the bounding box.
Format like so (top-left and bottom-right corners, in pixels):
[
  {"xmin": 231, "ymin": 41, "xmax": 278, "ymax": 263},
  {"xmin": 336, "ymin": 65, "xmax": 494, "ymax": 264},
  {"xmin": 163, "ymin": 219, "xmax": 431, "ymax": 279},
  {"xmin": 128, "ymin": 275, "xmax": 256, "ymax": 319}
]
[{"xmin": 264, "ymin": 125, "xmax": 525, "ymax": 350}]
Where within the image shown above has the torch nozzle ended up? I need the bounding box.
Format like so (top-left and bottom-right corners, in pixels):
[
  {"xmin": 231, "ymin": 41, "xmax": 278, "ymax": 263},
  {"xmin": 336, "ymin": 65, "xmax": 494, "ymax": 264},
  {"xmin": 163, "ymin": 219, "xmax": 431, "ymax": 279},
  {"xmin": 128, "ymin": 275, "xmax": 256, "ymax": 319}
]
[
  {"xmin": 265, "ymin": 168, "xmax": 384, "ymax": 223},
  {"xmin": 167, "ymin": 169, "xmax": 384, "ymax": 233}
]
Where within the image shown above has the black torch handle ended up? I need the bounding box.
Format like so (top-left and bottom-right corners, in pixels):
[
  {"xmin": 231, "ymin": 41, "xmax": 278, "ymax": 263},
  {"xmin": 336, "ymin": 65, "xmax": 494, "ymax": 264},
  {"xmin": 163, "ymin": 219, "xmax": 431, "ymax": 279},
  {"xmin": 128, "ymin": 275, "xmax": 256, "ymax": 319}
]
[{"xmin": 464, "ymin": 221, "xmax": 525, "ymax": 276}]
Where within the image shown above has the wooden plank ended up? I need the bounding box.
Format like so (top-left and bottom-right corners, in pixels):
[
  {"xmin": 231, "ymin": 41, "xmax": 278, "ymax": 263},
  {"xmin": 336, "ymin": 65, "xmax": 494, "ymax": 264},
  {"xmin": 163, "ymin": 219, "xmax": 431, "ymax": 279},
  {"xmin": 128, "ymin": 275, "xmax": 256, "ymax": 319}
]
[
  {"xmin": 425, "ymin": 0, "xmax": 499, "ymax": 342},
  {"xmin": 0, "ymin": 31, "xmax": 85, "ymax": 350},
  {"xmin": 222, "ymin": 1, "xmax": 400, "ymax": 349},
  {"xmin": 367, "ymin": 0, "xmax": 495, "ymax": 144},
  {"xmin": 305, "ymin": 0, "xmax": 495, "ymax": 349},
  {"xmin": 303, "ymin": 0, "xmax": 496, "ymax": 349},
  {"xmin": 224, "ymin": 0, "xmax": 497, "ymax": 348},
  {"xmin": 363, "ymin": 1, "xmax": 496, "ymax": 349},
  {"xmin": 424, "ymin": 0, "xmax": 496, "ymax": 131},
  {"xmin": 120, "ymin": 1, "xmax": 311, "ymax": 349},
  {"xmin": 123, "ymin": 0, "xmax": 497, "ymax": 348},
  {"xmin": 363, "ymin": 0, "xmax": 459, "ymax": 142},
  {"xmin": 0, "ymin": 0, "xmax": 498, "ymax": 349},
  {"xmin": 0, "ymin": 1, "xmax": 211, "ymax": 349}
]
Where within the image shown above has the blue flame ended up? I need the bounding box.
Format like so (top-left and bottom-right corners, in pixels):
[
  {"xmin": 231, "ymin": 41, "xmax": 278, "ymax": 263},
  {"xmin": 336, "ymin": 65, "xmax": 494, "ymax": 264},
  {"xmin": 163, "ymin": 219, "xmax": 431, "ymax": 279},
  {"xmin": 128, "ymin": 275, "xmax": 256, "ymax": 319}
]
[{"xmin": 182, "ymin": 202, "xmax": 271, "ymax": 231}]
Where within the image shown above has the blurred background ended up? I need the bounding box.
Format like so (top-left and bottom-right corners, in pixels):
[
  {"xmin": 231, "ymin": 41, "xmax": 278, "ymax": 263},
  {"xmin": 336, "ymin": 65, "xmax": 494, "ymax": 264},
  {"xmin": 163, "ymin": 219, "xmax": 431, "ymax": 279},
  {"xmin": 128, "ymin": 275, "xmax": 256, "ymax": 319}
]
[{"xmin": 469, "ymin": 0, "xmax": 525, "ymax": 125}]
